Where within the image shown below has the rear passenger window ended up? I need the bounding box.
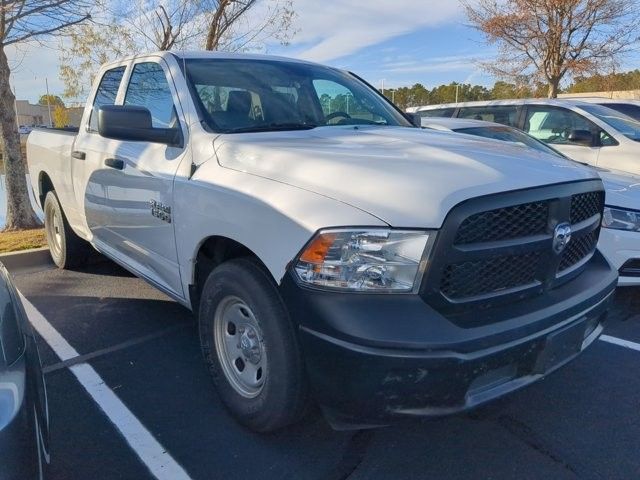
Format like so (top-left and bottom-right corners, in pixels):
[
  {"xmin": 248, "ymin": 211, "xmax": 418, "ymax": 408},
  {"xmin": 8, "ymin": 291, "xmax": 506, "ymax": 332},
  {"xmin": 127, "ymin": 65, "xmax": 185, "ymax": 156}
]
[
  {"xmin": 88, "ymin": 66, "xmax": 126, "ymax": 132},
  {"xmin": 457, "ymin": 106, "xmax": 519, "ymax": 127},
  {"xmin": 125, "ymin": 62, "xmax": 177, "ymax": 128},
  {"xmin": 418, "ymin": 108, "xmax": 456, "ymax": 118}
]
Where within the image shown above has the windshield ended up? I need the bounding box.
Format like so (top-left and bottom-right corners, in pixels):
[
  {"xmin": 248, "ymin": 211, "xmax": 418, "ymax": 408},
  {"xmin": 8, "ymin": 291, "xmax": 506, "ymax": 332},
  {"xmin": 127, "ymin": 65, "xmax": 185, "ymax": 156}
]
[
  {"xmin": 184, "ymin": 59, "xmax": 412, "ymax": 133},
  {"xmin": 579, "ymin": 104, "xmax": 640, "ymax": 141},
  {"xmin": 454, "ymin": 126, "xmax": 565, "ymax": 156}
]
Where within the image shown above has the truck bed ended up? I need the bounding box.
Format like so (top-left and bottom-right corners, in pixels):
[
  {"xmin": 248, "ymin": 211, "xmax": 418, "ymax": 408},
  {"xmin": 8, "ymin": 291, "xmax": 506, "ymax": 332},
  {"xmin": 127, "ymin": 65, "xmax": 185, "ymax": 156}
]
[{"xmin": 26, "ymin": 128, "xmax": 77, "ymax": 211}]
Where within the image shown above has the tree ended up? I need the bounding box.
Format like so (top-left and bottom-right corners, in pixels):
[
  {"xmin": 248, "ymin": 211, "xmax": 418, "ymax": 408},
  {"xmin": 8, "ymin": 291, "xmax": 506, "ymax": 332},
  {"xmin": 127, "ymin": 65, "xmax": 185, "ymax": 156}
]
[
  {"xmin": 203, "ymin": 0, "xmax": 295, "ymax": 51},
  {"xmin": 52, "ymin": 105, "xmax": 70, "ymax": 128},
  {"xmin": 60, "ymin": 0, "xmax": 296, "ymax": 99},
  {"xmin": 38, "ymin": 94, "xmax": 65, "ymax": 108},
  {"xmin": 464, "ymin": 0, "xmax": 640, "ymax": 98},
  {"xmin": 0, "ymin": 1, "xmax": 92, "ymax": 230},
  {"xmin": 568, "ymin": 69, "xmax": 640, "ymax": 92}
]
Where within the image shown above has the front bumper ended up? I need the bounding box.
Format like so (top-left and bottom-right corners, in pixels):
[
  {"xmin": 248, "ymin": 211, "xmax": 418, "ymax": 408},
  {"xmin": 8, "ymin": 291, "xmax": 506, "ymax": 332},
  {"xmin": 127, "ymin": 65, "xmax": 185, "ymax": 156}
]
[
  {"xmin": 281, "ymin": 251, "xmax": 617, "ymax": 429},
  {"xmin": 599, "ymin": 228, "xmax": 640, "ymax": 286}
]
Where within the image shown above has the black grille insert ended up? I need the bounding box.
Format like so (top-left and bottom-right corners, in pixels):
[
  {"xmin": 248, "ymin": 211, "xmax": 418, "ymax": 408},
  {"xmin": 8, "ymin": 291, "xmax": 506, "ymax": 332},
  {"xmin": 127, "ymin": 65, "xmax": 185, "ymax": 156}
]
[
  {"xmin": 570, "ymin": 191, "xmax": 604, "ymax": 224},
  {"xmin": 454, "ymin": 201, "xmax": 549, "ymax": 244},
  {"xmin": 441, "ymin": 252, "xmax": 541, "ymax": 300},
  {"xmin": 558, "ymin": 230, "xmax": 598, "ymax": 272}
]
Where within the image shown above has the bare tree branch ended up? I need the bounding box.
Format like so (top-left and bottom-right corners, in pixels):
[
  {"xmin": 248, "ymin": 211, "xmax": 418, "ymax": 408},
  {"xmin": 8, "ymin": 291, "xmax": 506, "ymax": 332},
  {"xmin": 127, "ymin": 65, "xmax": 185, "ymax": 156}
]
[
  {"xmin": 463, "ymin": 0, "xmax": 640, "ymax": 97},
  {"xmin": 59, "ymin": 0, "xmax": 296, "ymax": 99},
  {"xmin": 0, "ymin": 0, "xmax": 93, "ymax": 230}
]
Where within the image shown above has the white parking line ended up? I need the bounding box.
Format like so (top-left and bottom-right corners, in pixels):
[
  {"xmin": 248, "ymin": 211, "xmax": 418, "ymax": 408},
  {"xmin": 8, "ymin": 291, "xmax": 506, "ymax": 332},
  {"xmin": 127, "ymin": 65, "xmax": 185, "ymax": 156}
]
[
  {"xmin": 599, "ymin": 335, "xmax": 640, "ymax": 353},
  {"xmin": 18, "ymin": 291, "xmax": 193, "ymax": 480}
]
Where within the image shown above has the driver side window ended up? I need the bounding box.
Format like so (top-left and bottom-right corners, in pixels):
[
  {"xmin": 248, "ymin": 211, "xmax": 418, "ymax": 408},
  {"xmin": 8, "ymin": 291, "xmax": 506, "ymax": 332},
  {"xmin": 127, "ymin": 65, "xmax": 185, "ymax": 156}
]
[
  {"xmin": 312, "ymin": 79, "xmax": 385, "ymax": 125},
  {"xmin": 124, "ymin": 62, "xmax": 177, "ymax": 128},
  {"xmin": 524, "ymin": 106, "xmax": 598, "ymax": 146}
]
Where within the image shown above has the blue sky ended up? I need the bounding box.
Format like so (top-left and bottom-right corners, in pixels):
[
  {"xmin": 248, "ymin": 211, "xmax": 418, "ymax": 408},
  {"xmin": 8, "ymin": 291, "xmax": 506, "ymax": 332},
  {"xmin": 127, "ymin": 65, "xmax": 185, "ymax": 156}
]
[
  {"xmin": 268, "ymin": 0, "xmax": 495, "ymax": 90},
  {"xmin": 6, "ymin": 0, "xmax": 639, "ymax": 103}
]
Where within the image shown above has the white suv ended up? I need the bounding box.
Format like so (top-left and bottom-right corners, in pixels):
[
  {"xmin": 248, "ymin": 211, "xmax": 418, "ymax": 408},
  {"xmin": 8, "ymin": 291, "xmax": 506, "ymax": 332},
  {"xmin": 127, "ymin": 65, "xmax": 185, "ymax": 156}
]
[
  {"xmin": 564, "ymin": 98, "xmax": 640, "ymax": 122},
  {"xmin": 414, "ymin": 99, "xmax": 640, "ymax": 176}
]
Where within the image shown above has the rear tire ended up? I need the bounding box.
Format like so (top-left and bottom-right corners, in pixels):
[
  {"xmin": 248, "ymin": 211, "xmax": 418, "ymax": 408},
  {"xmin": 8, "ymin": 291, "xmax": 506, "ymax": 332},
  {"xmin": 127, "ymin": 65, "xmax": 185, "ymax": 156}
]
[
  {"xmin": 198, "ymin": 258, "xmax": 308, "ymax": 432},
  {"xmin": 43, "ymin": 191, "xmax": 90, "ymax": 269}
]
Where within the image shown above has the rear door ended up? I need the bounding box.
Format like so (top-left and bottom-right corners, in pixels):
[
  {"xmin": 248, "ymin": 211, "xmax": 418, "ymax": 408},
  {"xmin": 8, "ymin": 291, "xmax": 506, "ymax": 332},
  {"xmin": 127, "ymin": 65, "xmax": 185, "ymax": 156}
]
[
  {"xmin": 99, "ymin": 60, "xmax": 188, "ymax": 297},
  {"xmin": 72, "ymin": 66, "xmax": 127, "ymax": 241},
  {"xmin": 521, "ymin": 105, "xmax": 602, "ymax": 165}
]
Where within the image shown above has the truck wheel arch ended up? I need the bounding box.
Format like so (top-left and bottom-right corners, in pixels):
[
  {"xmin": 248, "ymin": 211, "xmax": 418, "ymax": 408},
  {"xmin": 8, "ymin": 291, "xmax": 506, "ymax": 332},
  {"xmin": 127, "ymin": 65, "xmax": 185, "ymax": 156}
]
[
  {"xmin": 38, "ymin": 171, "xmax": 55, "ymax": 208},
  {"xmin": 190, "ymin": 236, "xmax": 274, "ymax": 311}
]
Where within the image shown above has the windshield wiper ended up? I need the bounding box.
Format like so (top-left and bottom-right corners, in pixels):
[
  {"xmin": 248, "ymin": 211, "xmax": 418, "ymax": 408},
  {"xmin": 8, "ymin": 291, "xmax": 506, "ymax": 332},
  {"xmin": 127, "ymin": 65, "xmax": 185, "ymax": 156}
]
[{"xmin": 226, "ymin": 123, "xmax": 318, "ymax": 133}]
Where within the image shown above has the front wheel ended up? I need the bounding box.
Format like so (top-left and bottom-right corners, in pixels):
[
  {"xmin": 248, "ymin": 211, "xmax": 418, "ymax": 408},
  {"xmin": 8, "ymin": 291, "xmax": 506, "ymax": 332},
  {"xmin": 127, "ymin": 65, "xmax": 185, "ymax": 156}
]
[
  {"xmin": 43, "ymin": 191, "xmax": 89, "ymax": 269},
  {"xmin": 198, "ymin": 258, "xmax": 308, "ymax": 432}
]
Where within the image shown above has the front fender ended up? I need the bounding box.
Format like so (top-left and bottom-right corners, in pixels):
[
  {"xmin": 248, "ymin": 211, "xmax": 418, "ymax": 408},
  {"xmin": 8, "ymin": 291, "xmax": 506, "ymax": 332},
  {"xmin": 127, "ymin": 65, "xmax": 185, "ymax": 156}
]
[{"xmin": 173, "ymin": 164, "xmax": 386, "ymax": 302}]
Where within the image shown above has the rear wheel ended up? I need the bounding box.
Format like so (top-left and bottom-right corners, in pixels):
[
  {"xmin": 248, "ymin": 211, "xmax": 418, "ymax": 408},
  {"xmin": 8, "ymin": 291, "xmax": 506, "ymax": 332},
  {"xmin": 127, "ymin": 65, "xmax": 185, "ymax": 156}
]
[
  {"xmin": 198, "ymin": 258, "xmax": 308, "ymax": 432},
  {"xmin": 43, "ymin": 191, "xmax": 90, "ymax": 268}
]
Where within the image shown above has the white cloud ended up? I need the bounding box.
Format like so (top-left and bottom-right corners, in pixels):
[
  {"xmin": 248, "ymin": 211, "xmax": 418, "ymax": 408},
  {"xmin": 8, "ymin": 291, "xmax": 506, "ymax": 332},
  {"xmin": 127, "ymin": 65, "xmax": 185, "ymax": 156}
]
[{"xmin": 288, "ymin": 0, "xmax": 465, "ymax": 62}]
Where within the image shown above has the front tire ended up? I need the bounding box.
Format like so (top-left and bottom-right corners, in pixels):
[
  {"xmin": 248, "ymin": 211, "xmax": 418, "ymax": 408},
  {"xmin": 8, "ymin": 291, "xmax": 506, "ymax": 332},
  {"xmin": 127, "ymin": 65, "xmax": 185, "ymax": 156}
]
[
  {"xmin": 198, "ymin": 258, "xmax": 308, "ymax": 432},
  {"xmin": 43, "ymin": 191, "xmax": 89, "ymax": 269}
]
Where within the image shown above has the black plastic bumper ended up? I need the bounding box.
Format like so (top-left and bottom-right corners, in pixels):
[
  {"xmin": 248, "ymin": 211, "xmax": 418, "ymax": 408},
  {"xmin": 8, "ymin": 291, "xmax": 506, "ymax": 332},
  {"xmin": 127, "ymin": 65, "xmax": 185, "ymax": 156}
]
[{"xmin": 281, "ymin": 251, "xmax": 617, "ymax": 429}]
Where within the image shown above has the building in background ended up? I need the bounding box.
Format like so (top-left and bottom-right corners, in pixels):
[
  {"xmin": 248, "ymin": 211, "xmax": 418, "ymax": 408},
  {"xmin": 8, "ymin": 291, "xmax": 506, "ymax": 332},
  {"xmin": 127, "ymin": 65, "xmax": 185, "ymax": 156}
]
[
  {"xmin": 15, "ymin": 100, "xmax": 84, "ymax": 128},
  {"xmin": 15, "ymin": 100, "xmax": 49, "ymax": 127}
]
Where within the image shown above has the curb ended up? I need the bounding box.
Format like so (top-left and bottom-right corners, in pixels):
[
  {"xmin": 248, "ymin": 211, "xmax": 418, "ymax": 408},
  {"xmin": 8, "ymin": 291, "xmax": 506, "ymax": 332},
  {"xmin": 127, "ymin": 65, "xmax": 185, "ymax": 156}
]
[{"xmin": 0, "ymin": 247, "xmax": 53, "ymax": 273}]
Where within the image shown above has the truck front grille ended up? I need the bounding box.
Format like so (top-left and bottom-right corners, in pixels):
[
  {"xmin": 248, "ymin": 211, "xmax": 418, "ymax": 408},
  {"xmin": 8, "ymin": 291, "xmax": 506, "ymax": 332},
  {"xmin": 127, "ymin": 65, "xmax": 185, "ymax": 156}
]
[{"xmin": 420, "ymin": 181, "xmax": 605, "ymax": 323}]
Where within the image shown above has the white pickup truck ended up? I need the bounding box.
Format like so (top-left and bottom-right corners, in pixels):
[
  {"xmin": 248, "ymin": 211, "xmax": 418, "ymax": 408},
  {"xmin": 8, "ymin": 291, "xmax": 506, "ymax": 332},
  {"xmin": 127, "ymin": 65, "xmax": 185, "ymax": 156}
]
[{"xmin": 27, "ymin": 52, "xmax": 617, "ymax": 432}]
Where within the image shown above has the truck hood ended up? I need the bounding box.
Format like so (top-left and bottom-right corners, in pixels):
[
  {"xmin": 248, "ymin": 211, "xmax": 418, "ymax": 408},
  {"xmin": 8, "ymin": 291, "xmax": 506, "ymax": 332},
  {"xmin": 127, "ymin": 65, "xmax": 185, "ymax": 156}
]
[
  {"xmin": 215, "ymin": 126, "xmax": 601, "ymax": 227},
  {"xmin": 594, "ymin": 166, "xmax": 640, "ymax": 210}
]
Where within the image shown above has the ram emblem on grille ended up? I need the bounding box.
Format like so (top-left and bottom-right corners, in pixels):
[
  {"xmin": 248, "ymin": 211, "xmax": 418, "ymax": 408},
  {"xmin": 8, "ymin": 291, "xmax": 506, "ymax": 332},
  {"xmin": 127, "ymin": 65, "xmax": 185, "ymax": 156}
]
[{"xmin": 553, "ymin": 223, "xmax": 572, "ymax": 254}]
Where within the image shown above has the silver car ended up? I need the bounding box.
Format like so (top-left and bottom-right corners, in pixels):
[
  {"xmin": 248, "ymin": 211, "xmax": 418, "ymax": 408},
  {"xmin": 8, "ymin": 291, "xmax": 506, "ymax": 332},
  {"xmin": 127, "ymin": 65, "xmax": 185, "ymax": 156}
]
[{"xmin": 0, "ymin": 263, "xmax": 49, "ymax": 479}]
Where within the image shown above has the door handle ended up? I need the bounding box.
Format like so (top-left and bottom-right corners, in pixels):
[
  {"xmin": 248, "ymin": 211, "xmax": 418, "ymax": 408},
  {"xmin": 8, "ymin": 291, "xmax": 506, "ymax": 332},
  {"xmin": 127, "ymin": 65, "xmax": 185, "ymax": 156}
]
[
  {"xmin": 71, "ymin": 150, "xmax": 86, "ymax": 160},
  {"xmin": 104, "ymin": 158, "xmax": 125, "ymax": 170}
]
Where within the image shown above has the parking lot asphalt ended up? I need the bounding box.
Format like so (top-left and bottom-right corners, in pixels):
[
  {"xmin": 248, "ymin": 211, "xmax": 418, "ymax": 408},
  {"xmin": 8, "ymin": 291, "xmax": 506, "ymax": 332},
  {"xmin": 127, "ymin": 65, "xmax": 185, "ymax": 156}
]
[{"xmin": 11, "ymin": 257, "xmax": 640, "ymax": 480}]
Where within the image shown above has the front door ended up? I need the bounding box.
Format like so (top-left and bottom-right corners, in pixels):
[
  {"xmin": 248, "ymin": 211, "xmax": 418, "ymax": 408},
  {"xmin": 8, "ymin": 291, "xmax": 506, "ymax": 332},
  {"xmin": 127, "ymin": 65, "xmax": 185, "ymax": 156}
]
[
  {"xmin": 100, "ymin": 60, "xmax": 189, "ymax": 297},
  {"xmin": 522, "ymin": 105, "xmax": 601, "ymax": 165}
]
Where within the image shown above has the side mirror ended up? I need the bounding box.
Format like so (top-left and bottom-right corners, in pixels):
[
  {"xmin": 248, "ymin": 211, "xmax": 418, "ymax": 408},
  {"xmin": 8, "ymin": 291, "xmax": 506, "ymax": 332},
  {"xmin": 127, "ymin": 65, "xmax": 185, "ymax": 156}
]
[
  {"xmin": 405, "ymin": 113, "xmax": 423, "ymax": 127},
  {"xmin": 567, "ymin": 129, "xmax": 593, "ymax": 146},
  {"xmin": 97, "ymin": 105, "xmax": 182, "ymax": 147}
]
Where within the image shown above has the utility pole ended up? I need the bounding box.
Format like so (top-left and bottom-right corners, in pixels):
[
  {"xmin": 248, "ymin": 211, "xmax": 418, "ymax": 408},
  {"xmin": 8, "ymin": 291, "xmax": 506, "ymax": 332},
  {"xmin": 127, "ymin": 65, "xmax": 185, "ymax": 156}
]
[
  {"xmin": 45, "ymin": 78, "xmax": 53, "ymax": 127},
  {"xmin": 380, "ymin": 79, "xmax": 385, "ymax": 96},
  {"xmin": 455, "ymin": 84, "xmax": 460, "ymax": 103}
]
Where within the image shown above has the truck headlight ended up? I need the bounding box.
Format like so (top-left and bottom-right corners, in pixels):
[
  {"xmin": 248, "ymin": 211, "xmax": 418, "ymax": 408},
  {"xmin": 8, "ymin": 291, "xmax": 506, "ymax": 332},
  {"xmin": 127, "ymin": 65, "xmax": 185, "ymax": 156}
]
[
  {"xmin": 294, "ymin": 229, "xmax": 432, "ymax": 292},
  {"xmin": 602, "ymin": 206, "xmax": 640, "ymax": 232}
]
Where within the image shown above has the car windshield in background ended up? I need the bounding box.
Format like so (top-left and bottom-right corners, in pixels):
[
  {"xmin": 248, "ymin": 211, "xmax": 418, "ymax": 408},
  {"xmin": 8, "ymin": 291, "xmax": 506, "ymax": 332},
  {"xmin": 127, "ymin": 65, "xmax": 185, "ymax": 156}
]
[
  {"xmin": 185, "ymin": 59, "xmax": 412, "ymax": 133},
  {"xmin": 580, "ymin": 104, "xmax": 640, "ymax": 141},
  {"xmin": 454, "ymin": 126, "xmax": 564, "ymax": 157}
]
